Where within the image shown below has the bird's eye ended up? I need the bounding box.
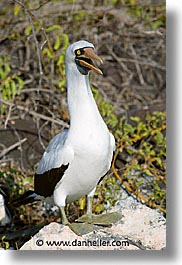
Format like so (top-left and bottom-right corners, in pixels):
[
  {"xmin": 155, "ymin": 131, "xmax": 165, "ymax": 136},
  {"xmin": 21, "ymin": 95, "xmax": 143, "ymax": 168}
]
[{"xmin": 76, "ymin": 49, "xmax": 81, "ymax": 56}]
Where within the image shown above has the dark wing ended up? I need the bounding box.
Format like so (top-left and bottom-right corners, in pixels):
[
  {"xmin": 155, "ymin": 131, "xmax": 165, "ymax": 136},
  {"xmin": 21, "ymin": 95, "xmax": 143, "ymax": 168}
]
[
  {"xmin": 34, "ymin": 164, "xmax": 69, "ymax": 197},
  {"xmin": 34, "ymin": 129, "xmax": 74, "ymax": 197}
]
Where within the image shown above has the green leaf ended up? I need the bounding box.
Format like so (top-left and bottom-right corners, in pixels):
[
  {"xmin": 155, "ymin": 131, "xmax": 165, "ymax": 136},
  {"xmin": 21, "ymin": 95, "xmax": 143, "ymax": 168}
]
[
  {"xmin": 78, "ymin": 197, "xmax": 86, "ymax": 210},
  {"xmin": 143, "ymin": 168, "xmax": 153, "ymax": 176},
  {"xmin": 135, "ymin": 178, "xmax": 144, "ymax": 187},
  {"xmin": 154, "ymin": 131, "xmax": 164, "ymax": 144},
  {"xmin": 15, "ymin": 76, "xmax": 24, "ymax": 93},
  {"xmin": 10, "ymin": 80, "xmax": 17, "ymax": 96},
  {"xmin": 54, "ymin": 35, "xmax": 61, "ymax": 50},
  {"xmin": 95, "ymin": 204, "xmax": 104, "ymax": 214},
  {"xmin": 42, "ymin": 48, "xmax": 53, "ymax": 59},
  {"xmin": 46, "ymin": 25, "xmax": 61, "ymax": 33},
  {"xmin": 14, "ymin": 4, "xmax": 22, "ymax": 16},
  {"xmin": 61, "ymin": 33, "xmax": 69, "ymax": 51},
  {"xmin": 4, "ymin": 63, "xmax": 11, "ymax": 76},
  {"xmin": 25, "ymin": 25, "xmax": 32, "ymax": 36},
  {"xmin": 127, "ymin": 149, "xmax": 134, "ymax": 155},
  {"xmin": 4, "ymin": 80, "xmax": 11, "ymax": 100},
  {"xmin": 1, "ymin": 235, "xmax": 10, "ymax": 250},
  {"xmin": 57, "ymin": 79, "xmax": 66, "ymax": 92},
  {"xmin": 0, "ymin": 63, "xmax": 10, "ymax": 80},
  {"xmin": 155, "ymin": 157, "xmax": 162, "ymax": 167},
  {"xmin": 56, "ymin": 53, "xmax": 64, "ymax": 66},
  {"xmin": 151, "ymin": 20, "xmax": 163, "ymax": 30},
  {"xmin": 137, "ymin": 122, "xmax": 146, "ymax": 134},
  {"xmin": 130, "ymin": 0, "xmax": 136, "ymax": 5},
  {"xmin": 124, "ymin": 123, "xmax": 135, "ymax": 133},
  {"xmin": 130, "ymin": 116, "xmax": 140, "ymax": 123}
]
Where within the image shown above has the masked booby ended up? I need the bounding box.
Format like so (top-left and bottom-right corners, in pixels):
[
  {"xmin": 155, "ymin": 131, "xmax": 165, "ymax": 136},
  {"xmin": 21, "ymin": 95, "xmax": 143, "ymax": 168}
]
[{"xmin": 11, "ymin": 40, "xmax": 118, "ymax": 231}]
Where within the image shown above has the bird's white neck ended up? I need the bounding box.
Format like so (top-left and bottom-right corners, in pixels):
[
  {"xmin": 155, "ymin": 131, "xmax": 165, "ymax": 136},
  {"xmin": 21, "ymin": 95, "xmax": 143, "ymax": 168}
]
[{"xmin": 66, "ymin": 65, "xmax": 104, "ymax": 129}]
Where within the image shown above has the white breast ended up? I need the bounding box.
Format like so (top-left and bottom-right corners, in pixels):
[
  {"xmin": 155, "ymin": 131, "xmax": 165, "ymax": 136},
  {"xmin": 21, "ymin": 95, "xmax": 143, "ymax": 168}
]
[{"xmin": 54, "ymin": 125, "xmax": 114, "ymax": 206}]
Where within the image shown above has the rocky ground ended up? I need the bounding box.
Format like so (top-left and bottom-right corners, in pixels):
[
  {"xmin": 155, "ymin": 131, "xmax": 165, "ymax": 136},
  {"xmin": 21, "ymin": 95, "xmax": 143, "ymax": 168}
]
[{"xmin": 20, "ymin": 192, "xmax": 166, "ymax": 250}]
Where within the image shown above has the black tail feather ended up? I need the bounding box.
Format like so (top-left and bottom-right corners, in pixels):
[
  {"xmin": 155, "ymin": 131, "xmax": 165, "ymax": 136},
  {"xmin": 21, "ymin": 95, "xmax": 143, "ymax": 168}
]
[{"xmin": 9, "ymin": 190, "xmax": 41, "ymax": 207}]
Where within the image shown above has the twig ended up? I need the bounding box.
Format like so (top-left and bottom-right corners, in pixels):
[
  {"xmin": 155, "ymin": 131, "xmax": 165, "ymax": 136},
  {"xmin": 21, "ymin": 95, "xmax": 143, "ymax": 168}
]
[
  {"xmin": 0, "ymin": 138, "xmax": 27, "ymax": 159},
  {"xmin": 30, "ymin": 0, "xmax": 50, "ymax": 11},
  {"xmin": 27, "ymin": 12, "xmax": 43, "ymax": 89},
  {"xmin": 106, "ymin": 45, "xmax": 131, "ymax": 74},
  {"xmin": 0, "ymin": 98, "xmax": 69, "ymax": 128},
  {"xmin": 36, "ymin": 120, "xmax": 49, "ymax": 150},
  {"xmin": 118, "ymin": 57, "xmax": 165, "ymax": 71},
  {"xmin": 13, "ymin": 0, "xmax": 43, "ymax": 89},
  {"xmin": 130, "ymin": 44, "xmax": 145, "ymax": 86},
  {"xmin": 4, "ymin": 94, "xmax": 15, "ymax": 129},
  {"xmin": 20, "ymin": 88, "xmax": 54, "ymax": 94}
]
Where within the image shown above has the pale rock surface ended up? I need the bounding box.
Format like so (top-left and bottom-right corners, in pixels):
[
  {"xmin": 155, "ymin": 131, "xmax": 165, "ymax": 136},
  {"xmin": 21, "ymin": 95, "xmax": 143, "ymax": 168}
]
[{"xmin": 20, "ymin": 196, "xmax": 166, "ymax": 250}]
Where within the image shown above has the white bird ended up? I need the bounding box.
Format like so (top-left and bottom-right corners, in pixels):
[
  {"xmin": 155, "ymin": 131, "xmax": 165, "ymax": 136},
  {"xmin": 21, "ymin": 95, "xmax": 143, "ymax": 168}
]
[
  {"xmin": 0, "ymin": 194, "xmax": 10, "ymax": 225},
  {"xmin": 11, "ymin": 40, "xmax": 116, "ymax": 229}
]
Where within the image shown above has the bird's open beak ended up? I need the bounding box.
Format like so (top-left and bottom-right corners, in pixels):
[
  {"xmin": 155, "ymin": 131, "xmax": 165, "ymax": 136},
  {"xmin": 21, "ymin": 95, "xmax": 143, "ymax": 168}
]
[{"xmin": 78, "ymin": 48, "xmax": 103, "ymax": 75}]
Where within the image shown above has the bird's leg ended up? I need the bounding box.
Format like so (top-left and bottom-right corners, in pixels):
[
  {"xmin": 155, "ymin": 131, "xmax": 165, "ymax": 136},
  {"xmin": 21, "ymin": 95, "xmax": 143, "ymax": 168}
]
[
  {"xmin": 77, "ymin": 188, "xmax": 123, "ymax": 226},
  {"xmin": 59, "ymin": 206, "xmax": 69, "ymax": 225},
  {"xmin": 76, "ymin": 188, "xmax": 95, "ymax": 224},
  {"xmin": 85, "ymin": 187, "xmax": 96, "ymax": 221},
  {"xmin": 59, "ymin": 206, "xmax": 94, "ymax": 236},
  {"xmin": 86, "ymin": 194, "xmax": 93, "ymax": 217},
  {"xmin": 78, "ymin": 194, "xmax": 94, "ymax": 224}
]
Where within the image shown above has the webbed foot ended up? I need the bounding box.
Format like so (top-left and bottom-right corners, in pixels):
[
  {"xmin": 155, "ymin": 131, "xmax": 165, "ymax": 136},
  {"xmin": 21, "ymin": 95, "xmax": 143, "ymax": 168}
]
[
  {"xmin": 76, "ymin": 212, "xmax": 123, "ymax": 226},
  {"xmin": 68, "ymin": 222, "xmax": 94, "ymax": 236}
]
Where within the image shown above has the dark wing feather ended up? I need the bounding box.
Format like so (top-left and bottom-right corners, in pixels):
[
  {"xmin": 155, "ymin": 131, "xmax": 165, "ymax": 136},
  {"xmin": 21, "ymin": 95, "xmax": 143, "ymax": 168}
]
[
  {"xmin": 9, "ymin": 190, "xmax": 38, "ymax": 207},
  {"xmin": 34, "ymin": 164, "xmax": 69, "ymax": 197},
  {"xmin": 98, "ymin": 152, "xmax": 114, "ymax": 184}
]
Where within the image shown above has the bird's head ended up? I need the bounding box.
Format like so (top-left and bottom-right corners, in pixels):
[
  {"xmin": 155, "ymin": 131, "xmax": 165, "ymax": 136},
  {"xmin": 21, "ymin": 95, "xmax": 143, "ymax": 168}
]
[{"xmin": 65, "ymin": 40, "xmax": 103, "ymax": 75}]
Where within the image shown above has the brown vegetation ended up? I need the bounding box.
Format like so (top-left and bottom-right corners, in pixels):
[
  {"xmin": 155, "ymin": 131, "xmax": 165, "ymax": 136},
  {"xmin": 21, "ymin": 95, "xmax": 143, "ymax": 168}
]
[{"xmin": 0, "ymin": 0, "xmax": 165, "ymax": 249}]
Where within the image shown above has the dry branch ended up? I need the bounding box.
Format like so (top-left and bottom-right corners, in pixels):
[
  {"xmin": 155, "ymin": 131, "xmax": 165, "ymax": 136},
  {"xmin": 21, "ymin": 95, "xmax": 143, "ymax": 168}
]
[
  {"xmin": 0, "ymin": 138, "xmax": 27, "ymax": 159},
  {"xmin": 0, "ymin": 98, "xmax": 69, "ymax": 128}
]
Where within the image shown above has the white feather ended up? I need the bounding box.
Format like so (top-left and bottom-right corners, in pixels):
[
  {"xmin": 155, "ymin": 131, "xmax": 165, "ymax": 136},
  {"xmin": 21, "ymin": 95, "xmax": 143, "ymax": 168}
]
[{"xmin": 36, "ymin": 129, "xmax": 74, "ymax": 174}]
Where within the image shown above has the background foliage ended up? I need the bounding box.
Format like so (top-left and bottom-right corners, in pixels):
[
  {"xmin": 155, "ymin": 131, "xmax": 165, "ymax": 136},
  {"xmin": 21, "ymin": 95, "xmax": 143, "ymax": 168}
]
[{"xmin": 0, "ymin": 0, "xmax": 165, "ymax": 249}]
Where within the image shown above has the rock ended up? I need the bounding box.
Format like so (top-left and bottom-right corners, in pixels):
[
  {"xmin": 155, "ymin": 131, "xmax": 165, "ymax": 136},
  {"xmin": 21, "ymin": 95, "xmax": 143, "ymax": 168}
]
[{"xmin": 20, "ymin": 196, "xmax": 166, "ymax": 250}]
